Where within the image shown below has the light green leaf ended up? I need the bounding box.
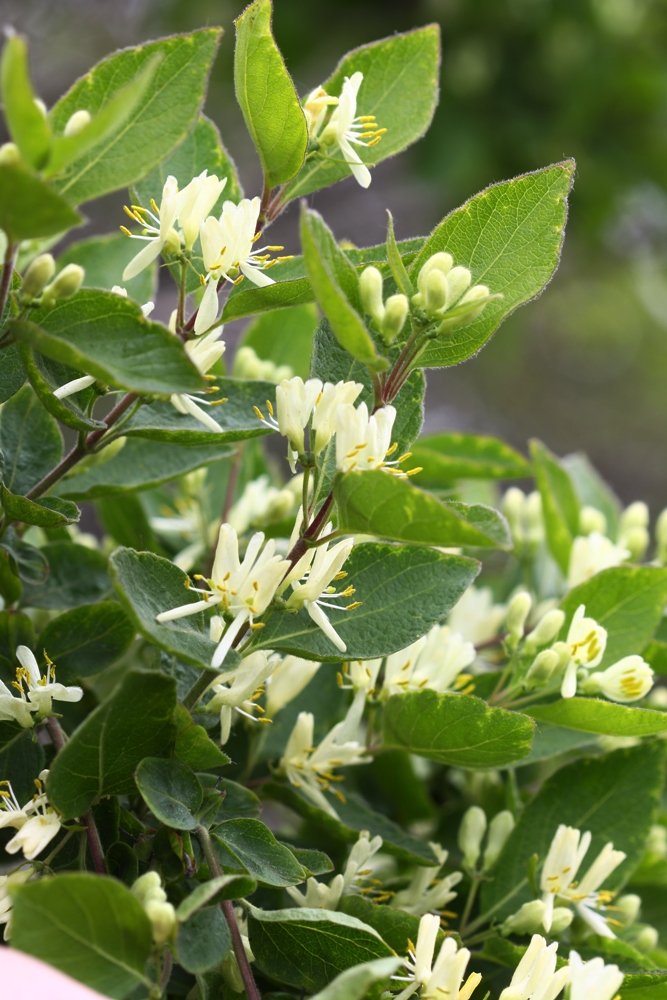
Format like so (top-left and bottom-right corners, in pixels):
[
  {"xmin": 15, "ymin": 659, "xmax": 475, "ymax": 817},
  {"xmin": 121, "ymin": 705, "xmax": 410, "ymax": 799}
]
[
  {"xmin": 562, "ymin": 452, "xmax": 622, "ymax": 540},
  {"xmin": 20, "ymin": 541, "xmax": 111, "ymax": 610},
  {"xmin": 214, "ymin": 818, "xmax": 307, "ymax": 887},
  {"xmin": 247, "ymin": 906, "xmax": 393, "ymax": 993},
  {"xmin": 48, "ymin": 669, "xmax": 177, "ymax": 818},
  {"xmin": 383, "ymin": 690, "xmax": 534, "ymax": 767},
  {"xmin": 0, "ymin": 33, "xmax": 51, "ymax": 169},
  {"xmin": 644, "ymin": 640, "xmax": 667, "ymax": 676},
  {"xmin": 528, "ymin": 698, "xmax": 667, "ymax": 737},
  {"xmin": 49, "ymin": 29, "xmax": 222, "ymax": 205},
  {"xmin": 531, "ymin": 438, "xmax": 580, "ymax": 574},
  {"xmin": 0, "ymin": 385, "xmax": 63, "ymax": 496},
  {"xmin": 59, "ymin": 437, "xmax": 233, "ymax": 500},
  {"xmin": 234, "ymin": 0, "xmax": 308, "ymax": 187},
  {"xmin": 37, "ymin": 601, "xmax": 135, "ymax": 682},
  {"xmin": 283, "ymin": 25, "xmax": 441, "ymax": 200},
  {"xmin": 386, "ymin": 210, "xmax": 414, "ymax": 297},
  {"xmin": 58, "ymin": 231, "xmax": 157, "ymax": 304},
  {"xmin": 411, "ymin": 162, "xmax": 574, "ymax": 369},
  {"xmin": 309, "ymin": 958, "xmax": 404, "ymax": 1000},
  {"xmin": 12, "ymin": 290, "xmax": 204, "ymax": 395},
  {"xmin": 250, "ymin": 542, "xmax": 479, "ymax": 661},
  {"xmin": 0, "ymin": 164, "xmax": 81, "ymax": 242},
  {"xmin": 410, "ymin": 432, "xmax": 532, "ymax": 484},
  {"xmin": 238, "ymin": 303, "xmax": 318, "ymax": 380},
  {"xmin": 560, "ymin": 566, "xmax": 667, "ymax": 667},
  {"xmin": 176, "ymin": 906, "xmax": 232, "ymax": 974},
  {"xmin": 176, "ymin": 874, "xmax": 257, "ymax": 922},
  {"xmin": 175, "ymin": 705, "xmax": 231, "ymax": 770},
  {"xmin": 17, "ymin": 343, "xmax": 105, "ymax": 433},
  {"xmin": 0, "ymin": 484, "xmax": 79, "ymax": 528},
  {"xmin": 301, "ymin": 207, "xmax": 386, "ymax": 370},
  {"xmin": 11, "ymin": 874, "xmax": 153, "ymax": 998},
  {"xmin": 480, "ymin": 742, "xmax": 667, "ymax": 921},
  {"xmin": 135, "ymin": 756, "xmax": 203, "ymax": 830}
]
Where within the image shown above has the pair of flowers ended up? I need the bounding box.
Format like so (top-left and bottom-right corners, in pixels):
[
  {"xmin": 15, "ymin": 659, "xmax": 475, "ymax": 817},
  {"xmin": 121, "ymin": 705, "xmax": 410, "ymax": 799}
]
[
  {"xmin": 0, "ymin": 773, "xmax": 61, "ymax": 862},
  {"xmin": 0, "ymin": 646, "xmax": 82, "ymax": 728}
]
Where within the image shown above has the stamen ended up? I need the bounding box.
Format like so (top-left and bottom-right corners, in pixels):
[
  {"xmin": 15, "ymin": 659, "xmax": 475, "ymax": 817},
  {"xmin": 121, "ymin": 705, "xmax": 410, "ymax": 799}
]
[
  {"xmin": 266, "ymin": 399, "xmax": 274, "ymax": 417},
  {"xmin": 150, "ymin": 198, "xmax": 160, "ymax": 215},
  {"xmin": 120, "ymin": 225, "xmax": 132, "ymax": 237},
  {"xmin": 346, "ymin": 601, "xmax": 362, "ymax": 610}
]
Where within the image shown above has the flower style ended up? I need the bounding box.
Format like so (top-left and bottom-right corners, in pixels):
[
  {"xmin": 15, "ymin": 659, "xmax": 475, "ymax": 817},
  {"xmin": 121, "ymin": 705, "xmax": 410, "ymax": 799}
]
[
  {"xmin": 320, "ymin": 72, "xmax": 386, "ymax": 188},
  {"xmin": 335, "ymin": 402, "xmax": 402, "ymax": 473},
  {"xmin": 581, "ymin": 655, "xmax": 654, "ymax": 702},
  {"xmin": 9, "ymin": 646, "xmax": 83, "ymax": 718},
  {"xmin": 392, "ymin": 913, "xmax": 482, "ymax": 1000},
  {"xmin": 121, "ymin": 175, "xmax": 182, "ymax": 281},
  {"xmin": 205, "ymin": 650, "xmax": 275, "ymax": 743},
  {"xmin": 447, "ymin": 585, "xmax": 507, "ymax": 647},
  {"xmin": 540, "ymin": 824, "xmax": 626, "ymax": 937},
  {"xmin": 0, "ymin": 773, "xmax": 62, "ymax": 861},
  {"xmin": 286, "ymin": 830, "xmax": 384, "ymax": 909},
  {"xmin": 568, "ymin": 532, "xmax": 631, "ymax": 589},
  {"xmin": 265, "ymin": 655, "xmax": 322, "ymax": 718},
  {"xmin": 170, "ymin": 326, "xmax": 227, "ymax": 432},
  {"xmin": 155, "ymin": 525, "xmax": 290, "ymax": 668},
  {"xmin": 391, "ymin": 843, "xmax": 463, "ymax": 918},
  {"xmin": 279, "ymin": 711, "xmax": 369, "ymax": 817},
  {"xmin": 499, "ymin": 934, "xmax": 569, "ymax": 1000},
  {"xmin": 560, "ymin": 605, "xmax": 607, "ymax": 699},
  {"xmin": 568, "ymin": 951, "xmax": 623, "ymax": 1000},
  {"xmin": 0, "ymin": 866, "xmax": 34, "ymax": 940}
]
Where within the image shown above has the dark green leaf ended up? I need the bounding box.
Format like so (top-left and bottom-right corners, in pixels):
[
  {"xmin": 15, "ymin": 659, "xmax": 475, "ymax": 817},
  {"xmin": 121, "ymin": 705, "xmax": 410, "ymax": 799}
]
[
  {"xmin": 175, "ymin": 704, "xmax": 231, "ymax": 769},
  {"xmin": 198, "ymin": 775, "xmax": 261, "ymax": 822},
  {"xmin": 0, "ymin": 344, "xmax": 25, "ymax": 404},
  {"xmin": 286, "ymin": 846, "xmax": 334, "ymax": 876},
  {"xmin": 21, "ymin": 541, "xmax": 111, "ymax": 610},
  {"xmin": 340, "ymin": 896, "xmax": 429, "ymax": 956},
  {"xmin": 0, "ymin": 722, "xmax": 44, "ymax": 804},
  {"xmin": 644, "ymin": 640, "xmax": 667, "ymax": 676},
  {"xmin": 0, "ymin": 484, "xmax": 79, "ymax": 528},
  {"xmin": 11, "ymin": 873, "xmax": 153, "ymax": 998},
  {"xmin": 176, "ymin": 874, "xmax": 257, "ymax": 922},
  {"xmin": 135, "ymin": 756, "xmax": 203, "ymax": 830},
  {"xmin": 48, "ymin": 669, "xmax": 177, "ymax": 818},
  {"xmin": 0, "ymin": 164, "xmax": 81, "ymax": 241},
  {"xmin": 410, "ymin": 432, "xmax": 532, "ymax": 485},
  {"xmin": 531, "ymin": 438, "xmax": 580, "ymax": 574},
  {"xmin": 308, "ymin": 958, "xmax": 403, "ymax": 1000},
  {"xmin": 528, "ymin": 698, "xmax": 667, "ymax": 737},
  {"xmin": 0, "ymin": 385, "xmax": 63, "ymax": 495},
  {"xmin": 512, "ymin": 721, "xmax": 598, "ymax": 767},
  {"xmin": 37, "ymin": 601, "xmax": 135, "ymax": 682},
  {"xmin": 17, "ymin": 342, "xmax": 106, "ymax": 433},
  {"xmin": 1, "ymin": 33, "xmax": 52, "ymax": 169},
  {"xmin": 0, "ymin": 527, "xmax": 48, "ymax": 585},
  {"xmin": 238, "ymin": 304, "xmax": 318, "ymax": 381},
  {"xmin": 176, "ymin": 905, "xmax": 231, "ymax": 974},
  {"xmin": 96, "ymin": 493, "xmax": 162, "ymax": 554},
  {"xmin": 214, "ymin": 818, "xmax": 307, "ymax": 887},
  {"xmin": 105, "ymin": 841, "xmax": 139, "ymax": 886}
]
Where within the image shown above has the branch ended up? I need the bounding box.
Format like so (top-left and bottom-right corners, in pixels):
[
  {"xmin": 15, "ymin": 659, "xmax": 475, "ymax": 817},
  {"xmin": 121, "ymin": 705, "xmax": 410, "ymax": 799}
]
[{"xmin": 0, "ymin": 241, "xmax": 18, "ymax": 329}]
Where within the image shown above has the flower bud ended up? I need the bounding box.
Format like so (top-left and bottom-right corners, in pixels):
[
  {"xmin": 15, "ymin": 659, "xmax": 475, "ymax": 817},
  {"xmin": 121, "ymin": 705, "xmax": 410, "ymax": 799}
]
[
  {"xmin": 483, "ymin": 810, "xmax": 514, "ymax": 871},
  {"xmin": 505, "ymin": 592, "xmax": 532, "ymax": 650},
  {"xmin": 42, "ymin": 263, "xmax": 84, "ymax": 304},
  {"xmin": 416, "ymin": 252, "xmax": 453, "ymax": 298},
  {"xmin": 502, "ymin": 487, "xmax": 526, "ymax": 546},
  {"xmin": 523, "ymin": 609, "xmax": 565, "ymax": 654},
  {"xmin": 579, "ymin": 505, "xmax": 607, "ymax": 536},
  {"xmin": 501, "ymin": 899, "xmax": 547, "ymax": 936},
  {"xmin": 635, "ymin": 926, "xmax": 659, "ymax": 952},
  {"xmin": 359, "ymin": 266, "xmax": 385, "ymax": 326},
  {"xmin": 550, "ymin": 907, "xmax": 574, "ymax": 933},
  {"xmin": 234, "ymin": 345, "xmax": 264, "ymax": 379},
  {"xmin": 646, "ymin": 824, "xmax": 667, "ymax": 859},
  {"xmin": 525, "ymin": 491, "xmax": 544, "ymax": 545},
  {"xmin": 458, "ymin": 805, "xmax": 487, "ymax": 870},
  {"xmin": 615, "ymin": 894, "xmax": 641, "ymax": 925},
  {"xmin": 549, "ymin": 641, "xmax": 572, "ymax": 678},
  {"xmin": 21, "ymin": 254, "xmax": 56, "ymax": 301},
  {"xmin": 525, "ymin": 649, "xmax": 560, "ymax": 687},
  {"xmin": 437, "ymin": 284, "xmax": 492, "ymax": 332},
  {"xmin": 381, "ymin": 293, "xmax": 409, "ymax": 343},
  {"xmin": 621, "ymin": 501, "xmax": 649, "ymax": 530},
  {"xmin": 145, "ymin": 899, "xmax": 177, "ymax": 945},
  {"xmin": 423, "ymin": 267, "xmax": 449, "ymax": 317},
  {"xmin": 656, "ymin": 508, "xmax": 667, "ymax": 562},
  {"xmin": 131, "ymin": 870, "xmax": 162, "ymax": 904},
  {"xmin": 444, "ymin": 265, "xmax": 471, "ymax": 306},
  {"xmin": 64, "ymin": 109, "xmax": 92, "ymax": 137},
  {"xmin": 621, "ymin": 524, "xmax": 649, "ymax": 562},
  {"xmin": 0, "ymin": 142, "xmax": 21, "ymax": 166}
]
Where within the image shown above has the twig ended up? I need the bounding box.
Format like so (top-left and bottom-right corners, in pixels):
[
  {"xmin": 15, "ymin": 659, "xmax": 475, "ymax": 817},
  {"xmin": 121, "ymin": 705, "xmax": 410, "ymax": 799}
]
[{"xmin": 0, "ymin": 241, "xmax": 18, "ymax": 327}]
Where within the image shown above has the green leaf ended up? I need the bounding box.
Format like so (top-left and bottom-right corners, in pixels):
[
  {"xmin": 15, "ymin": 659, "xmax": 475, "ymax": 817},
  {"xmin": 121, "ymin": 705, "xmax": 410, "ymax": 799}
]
[
  {"xmin": 386, "ymin": 210, "xmax": 414, "ymax": 297},
  {"xmin": 283, "ymin": 25, "xmax": 441, "ymax": 200},
  {"xmin": 17, "ymin": 342, "xmax": 106, "ymax": 433},
  {"xmin": 480, "ymin": 742, "xmax": 667, "ymax": 922},
  {"xmin": 238, "ymin": 304, "xmax": 318, "ymax": 381},
  {"xmin": 562, "ymin": 452, "xmax": 622, "ymax": 540},
  {"xmin": 21, "ymin": 541, "xmax": 111, "ymax": 610},
  {"xmin": 198, "ymin": 774, "xmax": 261, "ymax": 822},
  {"xmin": 0, "ymin": 343, "xmax": 26, "ymax": 404},
  {"xmin": 411, "ymin": 162, "xmax": 574, "ymax": 369},
  {"xmin": 247, "ymin": 906, "xmax": 393, "ymax": 992},
  {"xmin": 383, "ymin": 690, "xmax": 534, "ymax": 767},
  {"xmin": 59, "ymin": 437, "xmax": 233, "ymax": 500},
  {"xmin": 250, "ymin": 542, "xmax": 479, "ymax": 661},
  {"xmin": 528, "ymin": 698, "xmax": 667, "ymax": 737},
  {"xmin": 176, "ymin": 874, "xmax": 257, "ymax": 922},
  {"xmin": 58, "ymin": 231, "xmax": 157, "ymax": 304},
  {"xmin": 644, "ymin": 640, "xmax": 667, "ymax": 676},
  {"xmin": 263, "ymin": 781, "xmax": 439, "ymax": 866},
  {"xmin": 0, "ymin": 33, "xmax": 51, "ymax": 169},
  {"xmin": 234, "ymin": 0, "xmax": 308, "ymax": 187},
  {"xmin": 335, "ymin": 470, "xmax": 511, "ymax": 548},
  {"xmin": 135, "ymin": 755, "xmax": 203, "ymax": 830},
  {"xmin": 0, "ymin": 163, "xmax": 81, "ymax": 242},
  {"xmin": 110, "ymin": 548, "xmax": 220, "ymax": 670},
  {"xmin": 301, "ymin": 207, "xmax": 386, "ymax": 370},
  {"xmin": 560, "ymin": 566, "xmax": 667, "ymax": 667},
  {"xmin": 11, "ymin": 874, "xmax": 152, "ymax": 998},
  {"xmin": 340, "ymin": 897, "xmax": 430, "ymax": 956},
  {"xmin": 309, "ymin": 958, "xmax": 404, "ymax": 1000},
  {"xmin": 410, "ymin": 432, "xmax": 532, "ymax": 485},
  {"xmin": 49, "ymin": 29, "xmax": 222, "ymax": 205},
  {"xmin": 0, "ymin": 484, "xmax": 79, "ymax": 528},
  {"xmin": 105, "ymin": 842, "xmax": 139, "ymax": 886},
  {"xmin": 48, "ymin": 669, "xmax": 177, "ymax": 818},
  {"xmin": 0, "ymin": 527, "xmax": 48, "ymax": 585},
  {"xmin": 0, "ymin": 722, "xmax": 44, "ymax": 804},
  {"xmin": 176, "ymin": 906, "xmax": 232, "ymax": 974},
  {"xmin": 213, "ymin": 818, "xmax": 307, "ymax": 887},
  {"xmin": 38, "ymin": 602, "xmax": 134, "ymax": 682},
  {"xmin": 286, "ymin": 846, "xmax": 334, "ymax": 877},
  {"xmin": 0, "ymin": 385, "xmax": 63, "ymax": 495},
  {"xmin": 12, "ymin": 290, "xmax": 204, "ymax": 395},
  {"xmin": 175, "ymin": 705, "xmax": 231, "ymax": 770},
  {"xmin": 97, "ymin": 493, "xmax": 162, "ymax": 554},
  {"xmin": 121, "ymin": 377, "xmax": 275, "ymax": 444},
  {"xmin": 531, "ymin": 438, "xmax": 580, "ymax": 574},
  {"xmin": 512, "ymin": 721, "xmax": 598, "ymax": 767}
]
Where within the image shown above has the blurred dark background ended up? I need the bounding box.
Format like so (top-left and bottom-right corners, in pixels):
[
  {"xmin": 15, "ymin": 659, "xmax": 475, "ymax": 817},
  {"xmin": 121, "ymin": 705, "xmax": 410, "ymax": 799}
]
[{"xmin": 5, "ymin": 0, "xmax": 667, "ymax": 508}]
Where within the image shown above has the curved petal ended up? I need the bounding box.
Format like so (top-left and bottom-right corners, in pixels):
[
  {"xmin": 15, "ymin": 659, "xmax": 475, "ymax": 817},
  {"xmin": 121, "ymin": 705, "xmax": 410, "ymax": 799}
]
[
  {"xmin": 338, "ymin": 136, "xmax": 371, "ymax": 188},
  {"xmin": 194, "ymin": 276, "xmax": 220, "ymax": 334},
  {"xmin": 239, "ymin": 261, "xmax": 275, "ymax": 287},
  {"xmin": 122, "ymin": 238, "xmax": 164, "ymax": 281}
]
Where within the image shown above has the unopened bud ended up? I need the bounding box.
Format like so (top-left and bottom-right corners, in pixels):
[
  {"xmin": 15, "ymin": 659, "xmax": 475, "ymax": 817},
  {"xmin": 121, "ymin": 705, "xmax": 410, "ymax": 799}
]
[
  {"xmin": 525, "ymin": 649, "xmax": 560, "ymax": 687},
  {"xmin": 635, "ymin": 926, "xmax": 659, "ymax": 952},
  {"xmin": 502, "ymin": 487, "xmax": 526, "ymax": 545},
  {"xmin": 234, "ymin": 345, "xmax": 263, "ymax": 379},
  {"xmin": 437, "ymin": 284, "xmax": 492, "ymax": 332},
  {"xmin": 131, "ymin": 870, "xmax": 161, "ymax": 903},
  {"xmin": 646, "ymin": 824, "xmax": 667, "ymax": 859},
  {"xmin": 423, "ymin": 267, "xmax": 449, "ymax": 317},
  {"xmin": 550, "ymin": 907, "xmax": 574, "ymax": 933},
  {"xmin": 483, "ymin": 810, "xmax": 514, "ymax": 871},
  {"xmin": 615, "ymin": 894, "xmax": 641, "ymax": 925},
  {"xmin": 444, "ymin": 265, "xmax": 471, "ymax": 306},
  {"xmin": 458, "ymin": 805, "xmax": 487, "ymax": 870},
  {"xmin": 21, "ymin": 254, "xmax": 56, "ymax": 300},
  {"xmin": 579, "ymin": 505, "xmax": 607, "ymax": 536},
  {"xmin": 145, "ymin": 899, "xmax": 177, "ymax": 945},
  {"xmin": 42, "ymin": 263, "xmax": 84, "ymax": 304},
  {"xmin": 0, "ymin": 142, "xmax": 21, "ymax": 166},
  {"xmin": 359, "ymin": 266, "xmax": 385, "ymax": 326},
  {"xmin": 506, "ymin": 592, "xmax": 532, "ymax": 650},
  {"xmin": 621, "ymin": 501, "xmax": 649, "ymax": 530},
  {"xmin": 418, "ymin": 252, "xmax": 453, "ymax": 289},
  {"xmin": 525, "ymin": 491, "xmax": 544, "ymax": 545},
  {"xmin": 381, "ymin": 293, "xmax": 409, "ymax": 342},
  {"xmin": 524, "ymin": 609, "xmax": 565, "ymax": 654},
  {"xmin": 549, "ymin": 641, "xmax": 572, "ymax": 678},
  {"xmin": 501, "ymin": 899, "xmax": 547, "ymax": 936},
  {"xmin": 63, "ymin": 109, "xmax": 92, "ymax": 137},
  {"xmin": 622, "ymin": 524, "xmax": 649, "ymax": 562}
]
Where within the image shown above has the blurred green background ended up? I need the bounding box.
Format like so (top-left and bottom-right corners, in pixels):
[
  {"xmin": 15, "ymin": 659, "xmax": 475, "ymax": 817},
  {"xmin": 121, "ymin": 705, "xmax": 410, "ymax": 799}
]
[{"xmin": 6, "ymin": 0, "xmax": 667, "ymax": 507}]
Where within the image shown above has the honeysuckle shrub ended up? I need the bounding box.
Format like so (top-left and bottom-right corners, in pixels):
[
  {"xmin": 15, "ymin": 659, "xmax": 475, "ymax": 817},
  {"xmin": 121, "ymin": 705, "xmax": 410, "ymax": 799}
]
[{"xmin": 0, "ymin": 6, "xmax": 665, "ymax": 1000}]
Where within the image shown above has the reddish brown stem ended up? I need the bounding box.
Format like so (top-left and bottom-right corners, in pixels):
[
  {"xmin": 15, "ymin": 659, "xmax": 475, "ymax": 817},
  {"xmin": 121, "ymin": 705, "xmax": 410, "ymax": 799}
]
[{"xmin": 0, "ymin": 242, "xmax": 17, "ymax": 328}]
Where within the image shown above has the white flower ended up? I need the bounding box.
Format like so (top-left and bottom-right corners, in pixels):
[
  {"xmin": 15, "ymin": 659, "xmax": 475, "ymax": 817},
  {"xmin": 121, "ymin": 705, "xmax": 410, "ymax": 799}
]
[
  {"xmin": 311, "ymin": 380, "xmax": 364, "ymax": 455},
  {"xmin": 14, "ymin": 646, "xmax": 83, "ymax": 716},
  {"xmin": 122, "ymin": 175, "xmax": 182, "ymax": 280},
  {"xmin": 303, "ymin": 85, "xmax": 339, "ymax": 137},
  {"xmin": 392, "ymin": 913, "xmax": 482, "ymax": 1000},
  {"xmin": 171, "ymin": 327, "xmax": 226, "ymax": 432},
  {"xmin": 320, "ymin": 72, "xmax": 385, "ymax": 188},
  {"xmin": 567, "ymin": 532, "xmax": 630, "ymax": 589},
  {"xmin": 447, "ymin": 585, "xmax": 506, "ymax": 647},
  {"xmin": 156, "ymin": 525, "xmax": 289, "ymax": 669},
  {"xmin": 265, "ymin": 655, "xmax": 321, "ymax": 718},
  {"xmin": 499, "ymin": 934, "xmax": 569, "ymax": 1000},
  {"xmin": 540, "ymin": 825, "xmax": 626, "ymax": 937},
  {"xmin": 0, "ymin": 866, "xmax": 34, "ymax": 940},
  {"xmin": 0, "ymin": 678, "xmax": 37, "ymax": 728},
  {"xmin": 568, "ymin": 951, "xmax": 623, "ymax": 1000},
  {"xmin": 581, "ymin": 655, "xmax": 654, "ymax": 703},
  {"xmin": 177, "ymin": 169, "xmax": 226, "ymax": 250},
  {"xmin": 228, "ymin": 473, "xmax": 299, "ymax": 536},
  {"xmin": 279, "ymin": 711, "xmax": 369, "ymax": 818},
  {"xmin": 287, "ymin": 830, "xmax": 383, "ymax": 909},
  {"xmin": 381, "ymin": 626, "xmax": 475, "ymax": 699},
  {"xmin": 560, "ymin": 605, "xmax": 607, "ymax": 699},
  {"xmin": 391, "ymin": 843, "xmax": 463, "ymax": 917},
  {"xmin": 0, "ymin": 774, "xmax": 62, "ymax": 861},
  {"xmin": 205, "ymin": 650, "xmax": 275, "ymax": 743},
  {"xmin": 335, "ymin": 402, "xmax": 399, "ymax": 473}
]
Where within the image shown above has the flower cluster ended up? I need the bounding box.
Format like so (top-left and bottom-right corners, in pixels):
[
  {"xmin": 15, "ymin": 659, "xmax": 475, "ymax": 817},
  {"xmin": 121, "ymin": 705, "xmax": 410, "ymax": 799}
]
[
  {"xmin": 0, "ymin": 773, "xmax": 61, "ymax": 861},
  {"xmin": 286, "ymin": 829, "xmax": 384, "ymax": 909},
  {"xmin": 0, "ymin": 646, "xmax": 82, "ymax": 727}
]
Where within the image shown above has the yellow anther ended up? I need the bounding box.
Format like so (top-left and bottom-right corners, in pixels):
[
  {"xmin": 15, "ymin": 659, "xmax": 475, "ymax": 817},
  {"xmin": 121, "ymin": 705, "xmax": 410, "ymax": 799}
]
[
  {"xmin": 253, "ymin": 406, "xmax": 265, "ymax": 421},
  {"xmin": 123, "ymin": 205, "xmax": 137, "ymax": 220},
  {"xmin": 200, "ymin": 273, "xmax": 207, "ymax": 287},
  {"xmin": 385, "ymin": 442, "xmax": 398, "ymax": 456},
  {"xmin": 405, "ymin": 467, "xmax": 423, "ymax": 477},
  {"xmin": 233, "ymin": 274, "xmax": 245, "ymax": 285},
  {"xmin": 265, "ymin": 246, "xmax": 284, "ymax": 251},
  {"xmin": 131, "ymin": 204, "xmax": 148, "ymax": 215},
  {"xmin": 357, "ymin": 115, "xmax": 376, "ymax": 122},
  {"xmin": 337, "ymin": 672, "xmax": 344, "ymax": 687},
  {"xmin": 340, "ymin": 586, "xmax": 356, "ymax": 598},
  {"xmin": 276, "ymin": 256, "xmax": 294, "ymax": 262},
  {"xmin": 150, "ymin": 198, "xmax": 159, "ymax": 214},
  {"xmin": 210, "ymin": 397, "xmax": 228, "ymax": 406},
  {"xmin": 266, "ymin": 399, "xmax": 274, "ymax": 417},
  {"xmin": 205, "ymin": 386, "xmax": 220, "ymax": 394},
  {"xmin": 257, "ymin": 717, "xmax": 273, "ymax": 724},
  {"xmin": 367, "ymin": 136, "xmax": 383, "ymax": 147},
  {"xmin": 120, "ymin": 225, "xmax": 132, "ymax": 237},
  {"xmin": 252, "ymin": 231, "xmax": 262, "ymax": 242},
  {"xmin": 398, "ymin": 452, "xmax": 412, "ymax": 463},
  {"xmin": 333, "ymin": 571, "xmax": 348, "ymax": 580},
  {"xmin": 249, "ymin": 621, "xmax": 266, "ymax": 630},
  {"xmin": 333, "ymin": 789, "xmax": 347, "ymax": 804},
  {"xmin": 346, "ymin": 601, "xmax": 362, "ymax": 611}
]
